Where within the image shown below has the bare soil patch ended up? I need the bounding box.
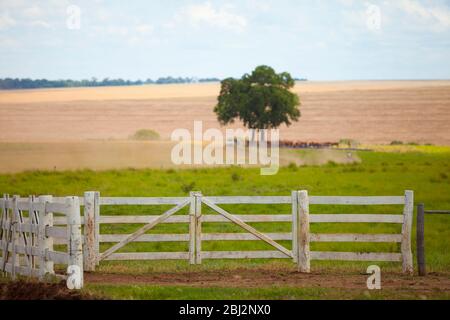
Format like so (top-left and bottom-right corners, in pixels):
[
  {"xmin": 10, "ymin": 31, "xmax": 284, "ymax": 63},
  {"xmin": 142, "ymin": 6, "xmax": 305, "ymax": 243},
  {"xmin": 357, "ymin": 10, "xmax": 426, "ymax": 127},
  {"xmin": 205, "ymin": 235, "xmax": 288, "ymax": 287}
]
[
  {"xmin": 0, "ymin": 279, "xmax": 99, "ymax": 300},
  {"xmin": 85, "ymin": 269, "xmax": 450, "ymax": 292}
]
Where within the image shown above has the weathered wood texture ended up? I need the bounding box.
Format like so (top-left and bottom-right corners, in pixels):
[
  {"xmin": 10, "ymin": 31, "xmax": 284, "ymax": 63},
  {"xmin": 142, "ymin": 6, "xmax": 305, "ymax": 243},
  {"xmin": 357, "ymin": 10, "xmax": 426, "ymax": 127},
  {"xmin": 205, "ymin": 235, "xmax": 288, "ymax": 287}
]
[
  {"xmin": 66, "ymin": 197, "xmax": 84, "ymax": 287},
  {"xmin": 297, "ymin": 191, "xmax": 310, "ymax": 273},
  {"xmin": 401, "ymin": 191, "xmax": 414, "ymax": 274},
  {"xmin": 83, "ymin": 191, "xmax": 99, "ymax": 271},
  {"xmin": 0, "ymin": 194, "xmax": 84, "ymax": 287},
  {"xmin": 38, "ymin": 195, "xmax": 54, "ymax": 279},
  {"xmin": 417, "ymin": 203, "xmax": 426, "ymax": 276}
]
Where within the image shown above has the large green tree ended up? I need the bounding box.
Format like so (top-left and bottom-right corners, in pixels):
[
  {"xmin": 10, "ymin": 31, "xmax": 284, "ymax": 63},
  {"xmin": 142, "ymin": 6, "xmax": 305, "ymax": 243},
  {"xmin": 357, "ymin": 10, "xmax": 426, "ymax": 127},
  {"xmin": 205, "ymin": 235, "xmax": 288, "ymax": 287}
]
[{"xmin": 214, "ymin": 65, "xmax": 301, "ymax": 134}]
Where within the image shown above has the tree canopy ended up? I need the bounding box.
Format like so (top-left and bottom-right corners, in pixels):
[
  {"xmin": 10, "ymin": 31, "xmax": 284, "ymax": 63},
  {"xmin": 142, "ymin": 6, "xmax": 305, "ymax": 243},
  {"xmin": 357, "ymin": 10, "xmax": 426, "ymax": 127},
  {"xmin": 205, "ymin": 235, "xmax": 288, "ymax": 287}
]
[{"xmin": 214, "ymin": 65, "xmax": 301, "ymax": 131}]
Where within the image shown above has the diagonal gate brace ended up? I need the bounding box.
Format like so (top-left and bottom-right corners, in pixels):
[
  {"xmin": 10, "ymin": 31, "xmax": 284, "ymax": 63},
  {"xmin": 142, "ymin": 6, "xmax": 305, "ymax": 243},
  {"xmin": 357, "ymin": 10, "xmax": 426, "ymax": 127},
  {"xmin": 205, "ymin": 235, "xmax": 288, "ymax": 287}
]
[
  {"xmin": 202, "ymin": 198, "xmax": 293, "ymax": 258},
  {"xmin": 100, "ymin": 199, "xmax": 190, "ymax": 260}
]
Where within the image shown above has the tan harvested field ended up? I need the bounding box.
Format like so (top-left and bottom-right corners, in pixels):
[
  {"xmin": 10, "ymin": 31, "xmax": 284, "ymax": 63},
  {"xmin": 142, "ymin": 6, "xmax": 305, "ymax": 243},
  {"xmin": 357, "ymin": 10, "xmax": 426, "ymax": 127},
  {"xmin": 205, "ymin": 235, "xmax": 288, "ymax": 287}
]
[{"xmin": 0, "ymin": 80, "xmax": 449, "ymax": 144}]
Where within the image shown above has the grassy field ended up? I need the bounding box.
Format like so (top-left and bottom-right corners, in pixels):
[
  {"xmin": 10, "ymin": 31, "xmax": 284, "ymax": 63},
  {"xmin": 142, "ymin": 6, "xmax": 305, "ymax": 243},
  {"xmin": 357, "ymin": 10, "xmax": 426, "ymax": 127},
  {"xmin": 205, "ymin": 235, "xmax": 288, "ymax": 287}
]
[{"xmin": 1, "ymin": 147, "xmax": 449, "ymax": 299}]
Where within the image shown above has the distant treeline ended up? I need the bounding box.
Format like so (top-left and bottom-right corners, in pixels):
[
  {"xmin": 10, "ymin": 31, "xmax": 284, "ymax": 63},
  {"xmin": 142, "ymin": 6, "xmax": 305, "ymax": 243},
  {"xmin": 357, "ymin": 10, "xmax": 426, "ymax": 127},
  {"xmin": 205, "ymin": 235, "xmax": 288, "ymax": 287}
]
[{"xmin": 0, "ymin": 77, "xmax": 222, "ymax": 90}]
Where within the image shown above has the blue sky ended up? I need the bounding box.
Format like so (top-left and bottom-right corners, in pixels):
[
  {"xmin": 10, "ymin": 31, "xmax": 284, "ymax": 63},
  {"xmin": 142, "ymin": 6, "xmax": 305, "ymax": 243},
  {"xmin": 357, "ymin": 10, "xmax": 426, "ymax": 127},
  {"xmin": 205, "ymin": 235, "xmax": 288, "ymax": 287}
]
[{"xmin": 0, "ymin": 0, "xmax": 449, "ymax": 80}]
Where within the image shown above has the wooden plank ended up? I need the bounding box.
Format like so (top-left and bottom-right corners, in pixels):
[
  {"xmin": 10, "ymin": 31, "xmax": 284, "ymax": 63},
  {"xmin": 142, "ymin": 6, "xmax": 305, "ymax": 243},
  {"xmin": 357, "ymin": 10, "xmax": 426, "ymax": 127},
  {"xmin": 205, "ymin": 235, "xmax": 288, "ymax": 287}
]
[
  {"xmin": 16, "ymin": 206, "xmax": 32, "ymax": 268},
  {"xmin": 189, "ymin": 192, "xmax": 196, "ymax": 265},
  {"xmin": 310, "ymin": 214, "xmax": 404, "ymax": 224},
  {"xmin": 46, "ymin": 202, "xmax": 69, "ymax": 214},
  {"xmin": 195, "ymin": 193, "xmax": 202, "ymax": 264},
  {"xmin": 99, "ymin": 199, "xmax": 190, "ymax": 260},
  {"xmin": 291, "ymin": 191, "xmax": 298, "ymax": 263},
  {"xmin": 417, "ymin": 203, "xmax": 426, "ymax": 276},
  {"xmin": 425, "ymin": 210, "xmax": 450, "ymax": 214},
  {"xmin": 94, "ymin": 191, "xmax": 100, "ymax": 267},
  {"xmin": 0, "ymin": 240, "xmax": 40, "ymax": 256},
  {"xmin": 311, "ymin": 251, "xmax": 402, "ymax": 262},
  {"xmin": 46, "ymin": 226, "xmax": 67, "ymax": 239},
  {"xmin": 104, "ymin": 252, "xmax": 189, "ymax": 261},
  {"xmin": 47, "ymin": 251, "xmax": 69, "ymax": 264},
  {"xmin": 11, "ymin": 196, "xmax": 18, "ymax": 279},
  {"xmin": 201, "ymin": 251, "xmax": 290, "ymax": 259},
  {"xmin": 401, "ymin": 191, "xmax": 414, "ymax": 274},
  {"xmin": 17, "ymin": 197, "xmax": 84, "ymax": 206},
  {"xmin": 100, "ymin": 234, "xmax": 190, "ymax": 243},
  {"xmin": 310, "ymin": 196, "xmax": 405, "ymax": 205},
  {"xmin": 38, "ymin": 196, "xmax": 54, "ymax": 278},
  {"xmin": 0, "ymin": 260, "xmax": 40, "ymax": 278},
  {"xmin": 298, "ymin": 191, "xmax": 310, "ymax": 273},
  {"xmin": 99, "ymin": 215, "xmax": 190, "ymax": 224},
  {"xmin": 202, "ymin": 233, "xmax": 292, "ymax": 241},
  {"xmin": 201, "ymin": 215, "xmax": 292, "ymax": 223},
  {"xmin": 66, "ymin": 197, "xmax": 84, "ymax": 287},
  {"xmin": 54, "ymin": 216, "xmax": 85, "ymax": 225},
  {"xmin": 310, "ymin": 234, "xmax": 402, "ymax": 243},
  {"xmin": 2, "ymin": 221, "xmax": 39, "ymax": 234},
  {"xmin": 28, "ymin": 196, "xmax": 36, "ymax": 271},
  {"xmin": 1, "ymin": 194, "xmax": 10, "ymax": 273},
  {"xmin": 203, "ymin": 196, "xmax": 292, "ymax": 204},
  {"xmin": 202, "ymin": 198, "xmax": 293, "ymax": 258},
  {"xmin": 83, "ymin": 191, "xmax": 98, "ymax": 271},
  {"xmin": 99, "ymin": 197, "xmax": 188, "ymax": 205}
]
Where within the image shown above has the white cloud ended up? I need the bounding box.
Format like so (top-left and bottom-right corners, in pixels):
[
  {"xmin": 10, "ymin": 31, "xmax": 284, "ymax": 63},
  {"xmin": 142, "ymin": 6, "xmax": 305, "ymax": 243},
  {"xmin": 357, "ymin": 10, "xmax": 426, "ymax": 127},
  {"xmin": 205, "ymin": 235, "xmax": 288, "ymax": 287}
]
[
  {"xmin": 397, "ymin": 0, "xmax": 450, "ymax": 30},
  {"xmin": 29, "ymin": 20, "xmax": 51, "ymax": 28},
  {"xmin": 135, "ymin": 24, "xmax": 154, "ymax": 35},
  {"xmin": 0, "ymin": 12, "xmax": 16, "ymax": 30},
  {"xmin": 23, "ymin": 5, "xmax": 44, "ymax": 19},
  {"xmin": 174, "ymin": 2, "xmax": 247, "ymax": 32}
]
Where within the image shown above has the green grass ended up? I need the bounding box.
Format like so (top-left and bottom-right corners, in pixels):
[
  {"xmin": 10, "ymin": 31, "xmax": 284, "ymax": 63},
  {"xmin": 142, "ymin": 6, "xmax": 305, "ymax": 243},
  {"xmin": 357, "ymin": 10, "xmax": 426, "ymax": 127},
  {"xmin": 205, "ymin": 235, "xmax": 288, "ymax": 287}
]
[
  {"xmin": 1, "ymin": 148, "xmax": 450, "ymax": 299},
  {"xmin": 83, "ymin": 284, "xmax": 450, "ymax": 300}
]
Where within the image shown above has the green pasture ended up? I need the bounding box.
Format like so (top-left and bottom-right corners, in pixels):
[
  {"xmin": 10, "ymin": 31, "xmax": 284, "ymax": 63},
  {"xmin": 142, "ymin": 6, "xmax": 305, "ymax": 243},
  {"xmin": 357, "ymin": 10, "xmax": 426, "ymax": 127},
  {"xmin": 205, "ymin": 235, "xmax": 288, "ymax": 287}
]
[{"xmin": 1, "ymin": 147, "xmax": 449, "ymax": 299}]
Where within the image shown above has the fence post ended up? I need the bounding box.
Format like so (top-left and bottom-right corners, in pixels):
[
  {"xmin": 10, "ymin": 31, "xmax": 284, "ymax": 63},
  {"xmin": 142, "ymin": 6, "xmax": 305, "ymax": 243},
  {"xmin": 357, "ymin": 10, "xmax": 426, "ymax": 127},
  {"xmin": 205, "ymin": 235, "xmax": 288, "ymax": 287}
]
[
  {"xmin": 401, "ymin": 190, "xmax": 414, "ymax": 275},
  {"xmin": 1, "ymin": 194, "xmax": 9, "ymax": 276},
  {"xmin": 66, "ymin": 196, "xmax": 83, "ymax": 288},
  {"xmin": 291, "ymin": 191, "xmax": 298, "ymax": 263},
  {"xmin": 83, "ymin": 191, "xmax": 100, "ymax": 271},
  {"xmin": 417, "ymin": 203, "xmax": 426, "ymax": 276},
  {"xmin": 297, "ymin": 190, "xmax": 310, "ymax": 273},
  {"xmin": 38, "ymin": 195, "xmax": 54, "ymax": 279},
  {"xmin": 11, "ymin": 196, "xmax": 19, "ymax": 279},
  {"xmin": 189, "ymin": 192, "xmax": 197, "ymax": 265},
  {"xmin": 195, "ymin": 192, "xmax": 202, "ymax": 265}
]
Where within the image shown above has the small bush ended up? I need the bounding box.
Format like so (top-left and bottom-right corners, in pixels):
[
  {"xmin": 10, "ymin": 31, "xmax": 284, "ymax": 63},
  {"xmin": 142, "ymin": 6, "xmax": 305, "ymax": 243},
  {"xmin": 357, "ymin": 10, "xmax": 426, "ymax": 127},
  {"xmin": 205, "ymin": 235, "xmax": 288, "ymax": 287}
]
[
  {"xmin": 339, "ymin": 139, "xmax": 359, "ymax": 148},
  {"xmin": 181, "ymin": 182, "xmax": 196, "ymax": 193},
  {"xmin": 231, "ymin": 173, "xmax": 242, "ymax": 182},
  {"xmin": 390, "ymin": 141, "xmax": 404, "ymax": 146},
  {"xmin": 130, "ymin": 129, "xmax": 160, "ymax": 141}
]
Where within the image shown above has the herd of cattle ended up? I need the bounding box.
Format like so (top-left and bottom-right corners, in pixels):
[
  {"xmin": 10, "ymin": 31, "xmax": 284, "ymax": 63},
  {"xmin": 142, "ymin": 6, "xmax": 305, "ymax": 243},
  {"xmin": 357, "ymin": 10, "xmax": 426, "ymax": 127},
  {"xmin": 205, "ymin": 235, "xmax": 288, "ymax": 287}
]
[
  {"xmin": 240, "ymin": 140, "xmax": 340, "ymax": 149},
  {"xmin": 278, "ymin": 140, "xmax": 340, "ymax": 149}
]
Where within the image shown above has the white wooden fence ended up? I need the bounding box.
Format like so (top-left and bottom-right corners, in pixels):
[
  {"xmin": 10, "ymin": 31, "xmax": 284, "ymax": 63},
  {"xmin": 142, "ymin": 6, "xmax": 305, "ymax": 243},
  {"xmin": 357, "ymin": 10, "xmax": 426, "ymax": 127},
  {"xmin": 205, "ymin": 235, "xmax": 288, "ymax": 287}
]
[
  {"xmin": 0, "ymin": 195, "xmax": 84, "ymax": 285},
  {"xmin": 1, "ymin": 190, "xmax": 413, "ymax": 279},
  {"xmin": 78, "ymin": 190, "xmax": 413, "ymax": 274}
]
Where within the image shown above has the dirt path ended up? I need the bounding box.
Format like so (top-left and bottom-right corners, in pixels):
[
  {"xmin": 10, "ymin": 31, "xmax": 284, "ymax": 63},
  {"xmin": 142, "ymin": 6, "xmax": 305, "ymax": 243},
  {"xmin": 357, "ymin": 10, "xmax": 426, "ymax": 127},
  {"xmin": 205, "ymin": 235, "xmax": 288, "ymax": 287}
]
[{"xmin": 85, "ymin": 270, "xmax": 450, "ymax": 292}]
